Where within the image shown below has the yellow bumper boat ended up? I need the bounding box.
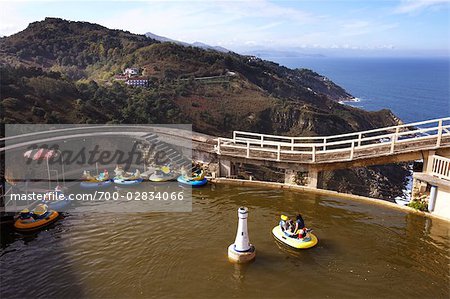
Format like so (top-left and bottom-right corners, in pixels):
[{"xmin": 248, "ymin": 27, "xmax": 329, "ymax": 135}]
[{"xmin": 272, "ymin": 225, "xmax": 318, "ymax": 249}]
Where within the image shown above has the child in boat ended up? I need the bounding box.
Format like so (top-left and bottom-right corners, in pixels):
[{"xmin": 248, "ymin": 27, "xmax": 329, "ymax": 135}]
[
  {"xmin": 288, "ymin": 220, "xmax": 296, "ymax": 234},
  {"xmin": 279, "ymin": 215, "xmax": 289, "ymax": 232},
  {"xmin": 295, "ymin": 214, "xmax": 308, "ymax": 239},
  {"xmin": 19, "ymin": 209, "xmax": 32, "ymax": 220},
  {"xmin": 295, "ymin": 214, "xmax": 305, "ymax": 229},
  {"xmin": 32, "ymin": 204, "xmax": 49, "ymax": 219}
]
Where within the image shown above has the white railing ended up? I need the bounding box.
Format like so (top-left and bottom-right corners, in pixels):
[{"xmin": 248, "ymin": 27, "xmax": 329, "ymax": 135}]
[
  {"xmin": 430, "ymin": 155, "xmax": 450, "ymax": 181},
  {"xmin": 216, "ymin": 117, "xmax": 450, "ymax": 162}
]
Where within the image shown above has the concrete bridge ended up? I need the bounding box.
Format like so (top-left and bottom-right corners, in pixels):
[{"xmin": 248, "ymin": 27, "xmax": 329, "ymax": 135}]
[
  {"xmin": 2, "ymin": 118, "xmax": 449, "ymax": 188},
  {"xmin": 214, "ymin": 117, "xmax": 450, "ymax": 187},
  {"xmin": 2, "ymin": 118, "xmax": 449, "ymax": 219}
]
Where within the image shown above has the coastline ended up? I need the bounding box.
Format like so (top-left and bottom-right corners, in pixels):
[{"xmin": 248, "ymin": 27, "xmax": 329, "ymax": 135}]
[{"xmin": 277, "ymin": 56, "xmax": 449, "ymax": 123}]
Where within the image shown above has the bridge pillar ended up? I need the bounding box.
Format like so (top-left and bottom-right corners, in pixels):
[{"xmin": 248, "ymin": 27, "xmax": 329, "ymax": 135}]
[
  {"xmin": 307, "ymin": 167, "xmax": 319, "ymax": 189},
  {"xmin": 219, "ymin": 159, "xmax": 235, "ymax": 177},
  {"xmin": 423, "ymin": 150, "xmax": 436, "ymax": 174}
]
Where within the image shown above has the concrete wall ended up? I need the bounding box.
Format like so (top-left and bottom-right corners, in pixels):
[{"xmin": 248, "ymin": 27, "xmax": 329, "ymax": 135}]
[
  {"xmin": 433, "ymin": 185, "xmax": 450, "ymax": 219},
  {"xmin": 210, "ymin": 177, "xmax": 450, "ymax": 223}
]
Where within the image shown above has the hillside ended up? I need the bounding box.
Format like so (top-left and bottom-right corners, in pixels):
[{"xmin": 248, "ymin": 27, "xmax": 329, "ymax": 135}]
[
  {"xmin": 0, "ymin": 18, "xmax": 157, "ymax": 76},
  {"xmin": 0, "ymin": 18, "xmax": 407, "ymax": 198}
]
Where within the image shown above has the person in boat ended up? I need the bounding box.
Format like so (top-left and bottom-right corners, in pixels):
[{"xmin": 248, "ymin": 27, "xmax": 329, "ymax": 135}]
[
  {"xmin": 280, "ymin": 215, "xmax": 298, "ymax": 235},
  {"xmin": 32, "ymin": 204, "xmax": 49, "ymax": 219},
  {"xmin": 97, "ymin": 171, "xmax": 106, "ymax": 181},
  {"xmin": 19, "ymin": 208, "xmax": 32, "ymax": 220},
  {"xmin": 54, "ymin": 185, "xmax": 64, "ymax": 198},
  {"xmin": 294, "ymin": 214, "xmax": 308, "ymax": 239},
  {"xmin": 114, "ymin": 165, "xmax": 124, "ymax": 177},
  {"xmin": 295, "ymin": 214, "xmax": 305, "ymax": 230},
  {"xmin": 279, "ymin": 215, "xmax": 289, "ymax": 232},
  {"xmin": 161, "ymin": 166, "xmax": 171, "ymax": 175},
  {"xmin": 180, "ymin": 165, "xmax": 187, "ymax": 177},
  {"xmin": 288, "ymin": 219, "xmax": 296, "ymax": 234},
  {"xmin": 191, "ymin": 161, "xmax": 202, "ymax": 176},
  {"xmin": 82, "ymin": 170, "xmax": 94, "ymax": 181}
]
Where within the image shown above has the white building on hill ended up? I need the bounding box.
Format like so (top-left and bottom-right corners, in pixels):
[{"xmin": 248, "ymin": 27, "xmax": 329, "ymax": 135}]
[{"xmin": 124, "ymin": 68, "xmax": 139, "ymax": 76}]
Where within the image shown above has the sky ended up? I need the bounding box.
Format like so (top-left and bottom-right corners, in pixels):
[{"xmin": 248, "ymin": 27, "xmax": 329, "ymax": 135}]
[{"xmin": 0, "ymin": 0, "xmax": 449, "ymax": 56}]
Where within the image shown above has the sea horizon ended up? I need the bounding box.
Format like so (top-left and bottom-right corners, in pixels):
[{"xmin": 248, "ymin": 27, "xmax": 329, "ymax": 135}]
[{"xmin": 261, "ymin": 55, "xmax": 450, "ymax": 123}]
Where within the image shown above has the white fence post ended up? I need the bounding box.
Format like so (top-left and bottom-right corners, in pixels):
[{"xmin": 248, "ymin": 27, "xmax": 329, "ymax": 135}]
[
  {"xmin": 217, "ymin": 138, "xmax": 221, "ymax": 154},
  {"xmin": 246, "ymin": 141, "xmax": 250, "ymax": 158},
  {"xmin": 436, "ymin": 119, "xmax": 443, "ymax": 147},
  {"xmin": 277, "ymin": 144, "xmax": 281, "ymax": 161},
  {"xmin": 291, "ymin": 138, "xmax": 294, "ymax": 151},
  {"xmin": 233, "ymin": 131, "xmax": 237, "ymax": 142},
  {"xmin": 390, "ymin": 127, "xmax": 399, "ymax": 154},
  {"xmin": 357, "ymin": 133, "xmax": 362, "ymax": 147},
  {"xmin": 312, "ymin": 146, "xmax": 316, "ymax": 162},
  {"xmin": 350, "ymin": 141, "xmax": 355, "ymax": 160},
  {"xmin": 323, "ymin": 138, "xmax": 327, "ymax": 151}
]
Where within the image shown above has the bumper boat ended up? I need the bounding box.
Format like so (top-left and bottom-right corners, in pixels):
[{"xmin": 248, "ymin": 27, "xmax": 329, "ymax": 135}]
[
  {"xmin": 272, "ymin": 214, "xmax": 318, "ymax": 249},
  {"xmin": 80, "ymin": 180, "xmax": 112, "ymax": 189},
  {"xmin": 177, "ymin": 169, "xmax": 207, "ymax": 187},
  {"xmin": 272, "ymin": 225, "xmax": 318, "ymax": 249},
  {"xmin": 113, "ymin": 166, "xmax": 143, "ymax": 187},
  {"xmin": 177, "ymin": 176, "xmax": 207, "ymax": 187},
  {"xmin": 80, "ymin": 170, "xmax": 112, "ymax": 189},
  {"xmin": 14, "ymin": 204, "xmax": 59, "ymax": 231},
  {"xmin": 150, "ymin": 166, "xmax": 177, "ymax": 182},
  {"xmin": 113, "ymin": 177, "xmax": 143, "ymax": 187}
]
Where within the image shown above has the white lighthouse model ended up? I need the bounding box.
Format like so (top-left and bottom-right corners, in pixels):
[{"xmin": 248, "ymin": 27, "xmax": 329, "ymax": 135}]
[{"xmin": 228, "ymin": 207, "xmax": 256, "ymax": 263}]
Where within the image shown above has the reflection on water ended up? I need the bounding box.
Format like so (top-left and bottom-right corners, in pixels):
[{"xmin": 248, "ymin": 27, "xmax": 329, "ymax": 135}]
[{"xmin": 1, "ymin": 184, "xmax": 449, "ymax": 298}]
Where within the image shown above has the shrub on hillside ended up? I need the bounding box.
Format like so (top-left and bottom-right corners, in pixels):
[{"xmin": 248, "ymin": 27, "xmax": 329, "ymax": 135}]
[{"xmin": 1, "ymin": 98, "xmax": 21, "ymax": 109}]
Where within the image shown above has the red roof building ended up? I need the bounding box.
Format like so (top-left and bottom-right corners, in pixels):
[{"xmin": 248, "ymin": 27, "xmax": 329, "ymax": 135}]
[{"xmin": 114, "ymin": 74, "xmax": 128, "ymax": 81}]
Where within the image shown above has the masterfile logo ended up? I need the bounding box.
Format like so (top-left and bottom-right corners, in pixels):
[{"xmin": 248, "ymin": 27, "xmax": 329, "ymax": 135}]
[{"xmin": 3, "ymin": 124, "xmax": 193, "ymax": 213}]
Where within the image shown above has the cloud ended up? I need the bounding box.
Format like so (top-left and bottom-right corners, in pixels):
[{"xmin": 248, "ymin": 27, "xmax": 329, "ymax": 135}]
[
  {"xmin": 341, "ymin": 20, "xmax": 371, "ymax": 30},
  {"xmin": 214, "ymin": 0, "xmax": 317, "ymax": 24},
  {"xmin": 0, "ymin": 2, "xmax": 30, "ymax": 36},
  {"xmin": 96, "ymin": 0, "xmax": 321, "ymax": 47},
  {"xmin": 394, "ymin": 0, "xmax": 450, "ymax": 14},
  {"xmin": 339, "ymin": 20, "xmax": 398, "ymax": 37}
]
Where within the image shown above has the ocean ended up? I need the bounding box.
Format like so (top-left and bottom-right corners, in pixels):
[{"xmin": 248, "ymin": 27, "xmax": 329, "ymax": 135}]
[{"xmin": 262, "ymin": 56, "xmax": 450, "ymax": 123}]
